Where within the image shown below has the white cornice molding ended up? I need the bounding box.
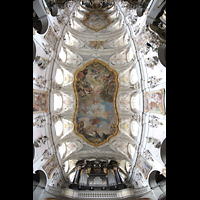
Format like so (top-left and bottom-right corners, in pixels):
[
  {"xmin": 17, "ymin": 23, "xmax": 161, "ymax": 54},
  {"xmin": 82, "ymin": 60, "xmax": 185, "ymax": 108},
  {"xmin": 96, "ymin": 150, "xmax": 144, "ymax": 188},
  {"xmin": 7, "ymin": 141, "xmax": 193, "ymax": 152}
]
[
  {"xmin": 63, "ymin": 42, "xmax": 131, "ymax": 56},
  {"xmin": 67, "ymin": 24, "xmax": 127, "ymax": 40}
]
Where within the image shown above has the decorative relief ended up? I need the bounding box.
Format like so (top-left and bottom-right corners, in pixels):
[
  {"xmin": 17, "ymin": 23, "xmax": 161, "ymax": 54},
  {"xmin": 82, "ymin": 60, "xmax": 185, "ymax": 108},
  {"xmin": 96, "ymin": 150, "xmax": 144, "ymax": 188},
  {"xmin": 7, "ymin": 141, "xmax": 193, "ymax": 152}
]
[
  {"xmin": 89, "ymin": 41, "xmax": 105, "ymax": 49},
  {"xmin": 110, "ymin": 49, "xmax": 129, "ymax": 66},
  {"xmin": 64, "ymin": 31, "xmax": 85, "ymax": 48},
  {"xmin": 44, "ymin": 26, "xmax": 59, "ymax": 50},
  {"xmin": 148, "ymin": 115, "xmax": 163, "ymax": 128},
  {"xmin": 117, "ymin": 93, "xmax": 131, "ymax": 112},
  {"xmin": 33, "ymin": 115, "xmax": 46, "ymax": 128},
  {"xmin": 118, "ymin": 69, "xmax": 131, "ymax": 86},
  {"xmin": 33, "ymin": 76, "xmax": 46, "ymax": 88},
  {"xmin": 134, "ymin": 25, "xmax": 150, "ymax": 51},
  {"xmin": 119, "ymin": 119, "xmax": 131, "ymax": 135}
]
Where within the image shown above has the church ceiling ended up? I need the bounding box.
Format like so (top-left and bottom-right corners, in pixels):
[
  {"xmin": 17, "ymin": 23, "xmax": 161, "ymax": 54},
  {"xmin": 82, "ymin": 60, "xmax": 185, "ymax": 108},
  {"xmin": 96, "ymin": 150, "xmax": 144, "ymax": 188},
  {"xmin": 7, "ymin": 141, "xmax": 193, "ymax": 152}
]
[{"xmin": 33, "ymin": 0, "xmax": 166, "ymax": 195}]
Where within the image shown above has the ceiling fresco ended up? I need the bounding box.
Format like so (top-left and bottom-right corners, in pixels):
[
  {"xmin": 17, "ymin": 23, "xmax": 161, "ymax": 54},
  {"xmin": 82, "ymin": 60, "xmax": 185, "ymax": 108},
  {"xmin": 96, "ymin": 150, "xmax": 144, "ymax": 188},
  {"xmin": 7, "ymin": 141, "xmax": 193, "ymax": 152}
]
[
  {"xmin": 73, "ymin": 59, "xmax": 119, "ymax": 147},
  {"xmin": 82, "ymin": 11, "xmax": 111, "ymax": 31},
  {"xmin": 33, "ymin": 0, "xmax": 166, "ymax": 198}
]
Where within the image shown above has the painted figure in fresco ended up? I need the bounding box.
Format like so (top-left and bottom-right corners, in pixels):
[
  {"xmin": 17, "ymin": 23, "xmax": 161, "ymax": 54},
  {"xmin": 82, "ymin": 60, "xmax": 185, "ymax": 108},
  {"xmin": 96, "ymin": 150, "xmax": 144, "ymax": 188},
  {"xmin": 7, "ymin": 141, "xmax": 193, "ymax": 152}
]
[
  {"xmin": 74, "ymin": 60, "xmax": 119, "ymax": 146},
  {"xmin": 33, "ymin": 91, "xmax": 48, "ymax": 112},
  {"xmin": 82, "ymin": 10, "xmax": 111, "ymax": 32},
  {"xmin": 77, "ymin": 69, "xmax": 88, "ymax": 81},
  {"xmin": 146, "ymin": 91, "xmax": 163, "ymax": 112}
]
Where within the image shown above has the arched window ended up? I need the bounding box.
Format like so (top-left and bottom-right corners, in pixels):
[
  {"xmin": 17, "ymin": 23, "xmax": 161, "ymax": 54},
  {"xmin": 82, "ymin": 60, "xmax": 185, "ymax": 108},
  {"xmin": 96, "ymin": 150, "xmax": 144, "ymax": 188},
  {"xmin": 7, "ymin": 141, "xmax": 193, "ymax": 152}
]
[
  {"xmin": 131, "ymin": 120, "xmax": 139, "ymax": 137},
  {"xmin": 54, "ymin": 94, "xmax": 63, "ymax": 111},
  {"xmin": 55, "ymin": 120, "xmax": 63, "ymax": 137},
  {"xmin": 59, "ymin": 47, "xmax": 67, "ymax": 62},
  {"xmin": 130, "ymin": 67, "xmax": 139, "ymax": 85},
  {"xmin": 127, "ymin": 47, "xmax": 134, "ymax": 62},
  {"xmin": 59, "ymin": 143, "xmax": 66, "ymax": 158},
  {"xmin": 55, "ymin": 68, "xmax": 64, "ymax": 85},
  {"xmin": 128, "ymin": 143, "xmax": 135, "ymax": 159},
  {"xmin": 131, "ymin": 93, "xmax": 140, "ymax": 112}
]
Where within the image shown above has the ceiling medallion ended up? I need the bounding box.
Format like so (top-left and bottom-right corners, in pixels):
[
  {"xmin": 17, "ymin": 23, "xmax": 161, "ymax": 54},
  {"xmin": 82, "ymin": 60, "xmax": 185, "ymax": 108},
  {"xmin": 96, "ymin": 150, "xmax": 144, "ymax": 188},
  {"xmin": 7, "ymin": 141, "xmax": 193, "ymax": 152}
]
[
  {"xmin": 82, "ymin": 11, "xmax": 111, "ymax": 32},
  {"xmin": 73, "ymin": 59, "xmax": 119, "ymax": 147}
]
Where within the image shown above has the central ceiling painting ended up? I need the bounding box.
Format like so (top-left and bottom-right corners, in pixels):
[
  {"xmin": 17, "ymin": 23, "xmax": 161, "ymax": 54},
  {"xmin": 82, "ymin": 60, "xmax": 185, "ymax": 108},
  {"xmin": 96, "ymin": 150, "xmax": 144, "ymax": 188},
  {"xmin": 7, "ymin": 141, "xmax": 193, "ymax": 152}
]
[{"xmin": 73, "ymin": 59, "xmax": 119, "ymax": 147}]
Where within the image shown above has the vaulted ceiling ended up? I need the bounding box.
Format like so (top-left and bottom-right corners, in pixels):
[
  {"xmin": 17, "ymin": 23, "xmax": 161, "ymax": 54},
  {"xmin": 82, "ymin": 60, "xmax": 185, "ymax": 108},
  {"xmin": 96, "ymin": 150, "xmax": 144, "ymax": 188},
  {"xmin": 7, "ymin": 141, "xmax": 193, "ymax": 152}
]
[
  {"xmin": 33, "ymin": 0, "xmax": 166, "ymax": 199},
  {"xmin": 52, "ymin": 0, "xmax": 142, "ymax": 173}
]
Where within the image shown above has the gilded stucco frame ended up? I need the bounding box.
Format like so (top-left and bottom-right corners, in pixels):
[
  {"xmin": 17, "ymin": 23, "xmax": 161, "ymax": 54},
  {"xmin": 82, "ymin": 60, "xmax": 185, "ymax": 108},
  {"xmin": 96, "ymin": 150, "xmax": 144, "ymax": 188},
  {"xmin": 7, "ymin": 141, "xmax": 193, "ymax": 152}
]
[
  {"xmin": 144, "ymin": 88, "xmax": 165, "ymax": 115},
  {"xmin": 82, "ymin": 11, "xmax": 111, "ymax": 32},
  {"xmin": 73, "ymin": 59, "xmax": 119, "ymax": 147},
  {"xmin": 42, "ymin": 154, "xmax": 58, "ymax": 179},
  {"xmin": 136, "ymin": 155, "xmax": 152, "ymax": 179},
  {"xmin": 44, "ymin": 26, "xmax": 59, "ymax": 51},
  {"xmin": 33, "ymin": 89, "xmax": 49, "ymax": 114}
]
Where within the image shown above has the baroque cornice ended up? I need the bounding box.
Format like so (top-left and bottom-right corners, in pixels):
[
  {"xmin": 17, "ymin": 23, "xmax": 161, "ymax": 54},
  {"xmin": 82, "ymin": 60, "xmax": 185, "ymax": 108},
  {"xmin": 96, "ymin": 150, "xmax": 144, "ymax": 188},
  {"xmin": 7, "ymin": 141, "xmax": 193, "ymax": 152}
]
[
  {"xmin": 67, "ymin": 24, "xmax": 127, "ymax": 40},
  {"xmin": 63, "ymin": 42, "xmax": 131, "ymax": 56},
  {"xmin": 64, "ymin": 149, "xmax": 130, "ymax": 163}
]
